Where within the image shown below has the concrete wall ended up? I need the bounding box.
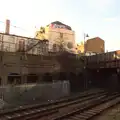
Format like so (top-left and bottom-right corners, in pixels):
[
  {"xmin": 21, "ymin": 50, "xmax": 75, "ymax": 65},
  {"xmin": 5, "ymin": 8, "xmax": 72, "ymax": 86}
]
[
  {"xmin": 0, "ymin": 81, "xmax": 70, "ymax": 108},
  {"xmin": 1, "ymin": 52, "xmax": 61, "ymax": 73},
  {"xmin": 0, "ymin": 51, "xmax": 61, "ymax": 84},
  {"xmin": 0, "ymin": 51, "xmax": 85, "ymax": 85}
]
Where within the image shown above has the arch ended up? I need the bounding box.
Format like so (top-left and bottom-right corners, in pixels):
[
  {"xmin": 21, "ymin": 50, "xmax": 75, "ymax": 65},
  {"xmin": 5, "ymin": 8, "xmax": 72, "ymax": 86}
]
[{"xmin": 8, "ymin": 73, "xmax": 21, "ymax": 85}]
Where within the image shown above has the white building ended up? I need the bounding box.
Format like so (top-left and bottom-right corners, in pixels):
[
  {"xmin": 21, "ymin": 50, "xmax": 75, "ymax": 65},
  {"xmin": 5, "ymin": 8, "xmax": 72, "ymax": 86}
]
[{"xmin": 35, "ymin": 21, "xmax": 76, "ymax": 53}]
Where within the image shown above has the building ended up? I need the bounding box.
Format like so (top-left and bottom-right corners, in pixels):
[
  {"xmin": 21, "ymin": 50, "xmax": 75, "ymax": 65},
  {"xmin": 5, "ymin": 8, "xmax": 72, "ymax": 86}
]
[
  {"xmin": 0, "ymin": 19, "xmax": 85, "ymax": 108},
  {"xmin": 76, "ymin": 41, "xmax": 84, "ymax": 53},
  {"xmin": 35, "ymin": 21, "xmax": 76, "ymax": 53},
  {"xmin": 85, "ymin": 37, "xmax": 105, "ymax": 53}
]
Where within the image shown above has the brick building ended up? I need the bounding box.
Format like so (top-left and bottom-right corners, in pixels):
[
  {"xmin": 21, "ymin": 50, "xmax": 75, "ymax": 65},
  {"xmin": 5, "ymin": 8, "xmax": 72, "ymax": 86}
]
[{"xmin": 85, "ymin": 37, "xmax": 105, "ymax": 53}]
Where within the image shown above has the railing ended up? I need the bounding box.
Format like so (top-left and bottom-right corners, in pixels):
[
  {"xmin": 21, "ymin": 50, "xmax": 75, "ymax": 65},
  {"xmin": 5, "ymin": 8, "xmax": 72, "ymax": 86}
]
[
  {"xmin": 0, "ymin": 40, "xmax": 49, "ymax": 55},
  {"xmin": 0, "ymin": 32, "xmax": 85, "ymax": 58},
  {"xmin": 0, "ymin": 40, "xmax": 74, "ymax": 54},
  {"xmin": 0, "ymin": 40, "xmax": 85, "ymax": 60}
]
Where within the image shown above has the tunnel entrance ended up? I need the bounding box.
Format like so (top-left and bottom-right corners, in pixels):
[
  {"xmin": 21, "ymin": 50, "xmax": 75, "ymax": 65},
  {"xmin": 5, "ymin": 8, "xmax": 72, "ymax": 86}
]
[{"xmin": 8, "ymin": 73, "xmax": 21, "ymax": 85}]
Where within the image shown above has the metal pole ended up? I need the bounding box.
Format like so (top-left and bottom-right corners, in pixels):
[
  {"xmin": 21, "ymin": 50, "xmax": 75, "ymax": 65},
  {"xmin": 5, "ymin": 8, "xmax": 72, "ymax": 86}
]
[
  {"xmin": 83, "ymin": 33, "xmax": 89, "ymax": 89},
  {"xmin": 83, "ymin": 33, "xmax": 86, "ymax": 89},
  {"xmin": 1, "ymin": 35, "xmax": 5, "ymax": 109},
  {"xmin": 84, "ymin": 33, "xmax": 85, "ymax": 54}
]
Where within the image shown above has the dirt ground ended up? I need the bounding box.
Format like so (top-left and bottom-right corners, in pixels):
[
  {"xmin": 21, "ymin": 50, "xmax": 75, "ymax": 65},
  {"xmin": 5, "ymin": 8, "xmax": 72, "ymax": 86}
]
[{"xmin": 92, "ymin": 104, "xmax": 120, "ymax": 120}]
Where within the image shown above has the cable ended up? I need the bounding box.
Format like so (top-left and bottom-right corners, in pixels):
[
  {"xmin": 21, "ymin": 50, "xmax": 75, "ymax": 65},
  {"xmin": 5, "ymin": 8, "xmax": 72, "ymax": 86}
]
[{"xmin": 0, "ymin": 20, "xmax": 32, "ymax": 33}]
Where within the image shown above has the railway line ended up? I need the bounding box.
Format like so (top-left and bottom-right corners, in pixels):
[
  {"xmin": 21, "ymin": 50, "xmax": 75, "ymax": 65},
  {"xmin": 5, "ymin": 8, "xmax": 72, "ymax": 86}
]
[
  {"xmin": 52, "ymin": 92, "xmax": 120, "ymax": 120},
  {"xmin": 0, "ymin": 89, "xmax": 104, "ymax": 120},
  {"xmin": 1, "ymin": 89, "xmax": 120, "ymax": 120}
]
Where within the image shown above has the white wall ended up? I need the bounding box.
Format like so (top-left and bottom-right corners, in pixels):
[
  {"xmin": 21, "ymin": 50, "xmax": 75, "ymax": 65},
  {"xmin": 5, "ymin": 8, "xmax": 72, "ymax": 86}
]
[{"xmin": 47, "ymin": 28, "xmax": 75, "ymax": 52}]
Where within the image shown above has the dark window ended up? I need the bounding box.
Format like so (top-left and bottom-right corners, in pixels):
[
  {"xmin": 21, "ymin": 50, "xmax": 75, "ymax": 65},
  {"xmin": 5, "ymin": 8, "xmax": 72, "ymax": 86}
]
[
  {"xmin": 0, "ymin": 77, "xmax": 1, "ymax": 85},
  {"xmin": 53, "ymin": 44, "xmax": 57, "ymax": 51}
]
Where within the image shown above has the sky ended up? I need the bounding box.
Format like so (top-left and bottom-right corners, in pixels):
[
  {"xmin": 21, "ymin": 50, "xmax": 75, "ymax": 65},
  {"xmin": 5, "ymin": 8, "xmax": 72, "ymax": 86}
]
[{"xmin": 0, "ymin": 0, "xmax": 119, "ymax": 51}]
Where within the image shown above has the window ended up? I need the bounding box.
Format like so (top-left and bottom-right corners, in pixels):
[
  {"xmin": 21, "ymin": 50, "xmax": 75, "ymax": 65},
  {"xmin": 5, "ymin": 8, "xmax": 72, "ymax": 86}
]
[
  {"xmin": 67, "ymin": 42, "xmax": 73, "ymax": 49},
  {"xmin": 53, "ymin": 44, "xmax": 57, "ymax": 52}
]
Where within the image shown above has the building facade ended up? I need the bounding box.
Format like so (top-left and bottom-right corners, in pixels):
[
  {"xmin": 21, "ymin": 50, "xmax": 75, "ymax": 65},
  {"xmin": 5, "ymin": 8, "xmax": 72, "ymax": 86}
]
[
  {"xmin": 85, "ymin": 37, "xmax": 105, "ymax": 53},
  {"xmin": 35, "ymin": 21, "xmax": 76, "ymax": 53}
]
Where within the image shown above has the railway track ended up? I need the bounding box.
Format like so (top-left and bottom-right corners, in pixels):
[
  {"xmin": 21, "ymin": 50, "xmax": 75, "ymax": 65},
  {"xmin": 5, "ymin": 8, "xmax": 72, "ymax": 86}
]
[
  {"xmin": 52, "ymin": 92, "xmax": 120, "ymax": 120},
  {"xmin": 1, "ymin": 88, "xmax": 102, "ymax": 113},
  {"xmin": 0, "ymin": 89, "xmax": 105, "ymax": 120}
]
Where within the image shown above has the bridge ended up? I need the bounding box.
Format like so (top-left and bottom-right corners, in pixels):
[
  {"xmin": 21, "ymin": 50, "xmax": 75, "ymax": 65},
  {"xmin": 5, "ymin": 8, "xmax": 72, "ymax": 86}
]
[
  {"xmin": 84, "ymin": 51, "xmax": 120, "ymax": 91},
  {"xmin": 86, "ymin": 58, "xmax": 120, "ymax": 69}
]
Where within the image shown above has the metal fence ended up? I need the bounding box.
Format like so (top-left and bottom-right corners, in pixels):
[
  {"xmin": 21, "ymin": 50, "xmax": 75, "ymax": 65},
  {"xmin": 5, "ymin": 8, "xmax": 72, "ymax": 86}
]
[
  {"xmin": 0, "ymin": 81, "xmax": 70, "ymax": 109},
  {"xmin": 0, "ymin": 40, "xmax": 49, "ymax": 55}
]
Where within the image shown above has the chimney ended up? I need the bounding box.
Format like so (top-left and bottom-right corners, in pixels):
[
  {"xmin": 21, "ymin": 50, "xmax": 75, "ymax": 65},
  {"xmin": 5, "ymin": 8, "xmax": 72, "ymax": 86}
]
[{"xmin": 5, "ymin": 19, "xmax": 10, "ymax": 34}]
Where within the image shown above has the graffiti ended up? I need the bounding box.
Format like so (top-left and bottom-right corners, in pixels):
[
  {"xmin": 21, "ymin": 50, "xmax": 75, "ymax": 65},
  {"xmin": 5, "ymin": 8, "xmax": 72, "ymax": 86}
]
[{"xmin": 52, "ymin": 24, "xmax": 66, "ymax": 29}]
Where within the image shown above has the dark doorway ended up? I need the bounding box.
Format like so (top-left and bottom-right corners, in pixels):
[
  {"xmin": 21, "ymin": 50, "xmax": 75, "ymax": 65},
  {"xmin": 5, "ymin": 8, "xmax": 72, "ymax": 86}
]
[
  {"xmin": 8, "ymin": 73, "xmax": 21, "ymax": 85},
  {"xmin": 27, "ymin": 74, "xmax": 38, "ymax": 83}
]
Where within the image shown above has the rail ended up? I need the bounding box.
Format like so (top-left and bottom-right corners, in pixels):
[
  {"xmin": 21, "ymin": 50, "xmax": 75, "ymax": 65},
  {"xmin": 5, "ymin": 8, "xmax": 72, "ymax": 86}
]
[
  {"xmin": 52, "ymin": 92, "xmax": 120, "ymax": 120},
  {"xmin": 0, "ymin": 89, "xmax": 104, "ymax": 119}
]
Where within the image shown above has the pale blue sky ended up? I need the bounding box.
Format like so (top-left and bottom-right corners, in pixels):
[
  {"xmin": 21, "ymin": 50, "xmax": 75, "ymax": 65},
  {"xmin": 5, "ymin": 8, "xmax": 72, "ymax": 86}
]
[{"xmin": 0, "ymin": 0, "xmax": 119, "ymax": 51}]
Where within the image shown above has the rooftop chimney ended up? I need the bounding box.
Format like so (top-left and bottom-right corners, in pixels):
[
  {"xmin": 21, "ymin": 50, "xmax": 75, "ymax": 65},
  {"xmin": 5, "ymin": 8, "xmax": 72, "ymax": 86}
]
[{"xmin": 5, "ymin": 19, "xmax": 10, "ymax": 34}]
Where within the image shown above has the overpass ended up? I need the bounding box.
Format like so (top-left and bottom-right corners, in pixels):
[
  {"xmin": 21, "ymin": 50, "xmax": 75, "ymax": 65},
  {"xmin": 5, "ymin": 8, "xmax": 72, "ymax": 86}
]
[{"xmin": 84, "ymin": 51, "xmax": 120, "ymax": 91}]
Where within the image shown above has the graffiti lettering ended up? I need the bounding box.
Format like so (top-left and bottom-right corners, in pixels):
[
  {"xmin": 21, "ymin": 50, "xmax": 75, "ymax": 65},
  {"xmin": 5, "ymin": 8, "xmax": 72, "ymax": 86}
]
[{"xmin": 51, "ymin": 24, "xmax": 66, "ymax": 29}]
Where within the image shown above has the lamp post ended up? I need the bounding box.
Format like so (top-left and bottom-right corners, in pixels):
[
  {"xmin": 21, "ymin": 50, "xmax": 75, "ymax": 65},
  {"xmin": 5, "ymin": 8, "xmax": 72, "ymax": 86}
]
[
  {"xmin": 83, "ymin": 33, "xmax": 89, "ymax": 90},
  {"xmin": 84, "ymin": 33, "xmax": 89, "ymax": 54}
]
